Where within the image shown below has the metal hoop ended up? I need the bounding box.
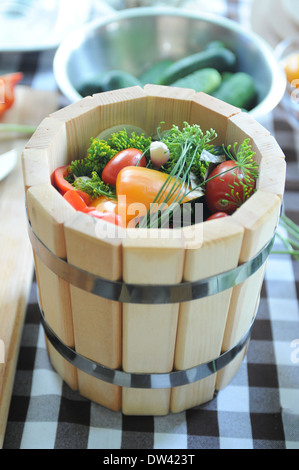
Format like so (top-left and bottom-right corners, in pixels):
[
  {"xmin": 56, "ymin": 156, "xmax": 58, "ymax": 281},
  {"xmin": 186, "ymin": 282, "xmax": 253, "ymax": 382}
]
[
  {"xmin": 39, "ymin": 304, "xmax": 254, "ymax": 389},
  {"xmin": 28, "ymin": 220, "xmax": 275, "ymax": 305}
]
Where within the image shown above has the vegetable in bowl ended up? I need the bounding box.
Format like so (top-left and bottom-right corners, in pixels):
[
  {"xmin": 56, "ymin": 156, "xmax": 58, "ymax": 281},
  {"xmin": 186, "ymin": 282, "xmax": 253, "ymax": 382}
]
[
  {"xmin": 77, "ymin": 41, "xmax": 258, "ymax": 113},
  {"xmin": 51, "ymin": 121, "xmax": 259, "ymax": 229}
]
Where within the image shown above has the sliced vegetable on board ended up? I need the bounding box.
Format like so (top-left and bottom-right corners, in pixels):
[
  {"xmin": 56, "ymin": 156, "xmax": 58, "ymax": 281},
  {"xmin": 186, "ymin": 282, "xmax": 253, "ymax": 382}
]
[{"xmin": 0, "ymin": 72, "xmax": 23, "ymax": 115}]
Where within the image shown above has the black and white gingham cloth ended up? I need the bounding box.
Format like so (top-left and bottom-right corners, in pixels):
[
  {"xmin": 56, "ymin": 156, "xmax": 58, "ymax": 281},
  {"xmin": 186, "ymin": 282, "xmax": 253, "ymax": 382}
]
[{"xmin": 2, "ymin": 0, "xmax": 299, "ymax": 450}]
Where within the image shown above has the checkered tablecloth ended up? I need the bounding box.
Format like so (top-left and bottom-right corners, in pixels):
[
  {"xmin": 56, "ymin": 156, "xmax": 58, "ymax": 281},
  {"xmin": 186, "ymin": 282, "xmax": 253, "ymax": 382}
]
[{"xmin": 2, "ymin": 0, "xmax": 299, "ymax": 450}]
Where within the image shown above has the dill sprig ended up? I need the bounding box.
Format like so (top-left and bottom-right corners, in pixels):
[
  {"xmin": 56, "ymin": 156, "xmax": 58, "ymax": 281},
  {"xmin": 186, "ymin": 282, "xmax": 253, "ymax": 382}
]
[
  {"xmin": 222, "ymin": 138, "xmax": 259, "ymax": 207},
  {"xmin": 138, "ymin": 131, "xmax": 260, "ymax": 229},
  {"xmin": 272, "ymin": 213, "xmax": 299, "ymax": 261},
  {"xmin": 107, "ymin": 128, "xmax": 152, "ymax": 156},
  {"xmin": 159, "ymin": 122, "xmax": 218, "ymax": 182},
  {"xmin": 66, "ymin": 139, "xmax": 117, "ymax": 180},
  {"xmin": 138, "ymin": 122, "xmax": 216, "ymax": 229}
]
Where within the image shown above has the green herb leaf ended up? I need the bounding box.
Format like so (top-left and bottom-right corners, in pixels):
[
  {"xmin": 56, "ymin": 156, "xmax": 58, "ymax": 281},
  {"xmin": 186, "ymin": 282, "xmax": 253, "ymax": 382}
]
[{"xmin": 72, "ymin": 172, "xmax": 116, "ymax": 200}]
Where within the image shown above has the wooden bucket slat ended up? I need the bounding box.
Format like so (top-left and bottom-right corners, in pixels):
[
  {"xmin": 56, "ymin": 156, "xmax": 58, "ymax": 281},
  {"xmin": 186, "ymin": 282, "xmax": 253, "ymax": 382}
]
[
  {"xmin": 22, "ymin": 148, "xmax": 50, "ymax": 194},
  {"xmin": 122, "ymin": 229, "xmax": 185, "ymax": 416},
  {"xmin": 216, "ymin": 190, "xmax": 281, "ymax": 389},
  {"xmin": 120, "ymin": 85, "xmax": 198, "ymax": 415},
  {"xmin": 49, "ymin": 87, "xmax": 149, "ymax": 160},
  {"xmin": 144, "ymin": 84, "xmax": 196, "ymax": 133},
  {"xmin": 26, "ymin": 183, "xmax": 78, "ymax": 390},
  {"xmin": 170, "ymin": 218, "xmax": 244, "ymax": 413},
  {"xmin": 190, "ymin": 92, "xmax": 241, "ymax": 145},
  {"xmin": 24, "ymin": 117, "xmax": 68, "ymax": 173},
  {"xmin": 215, "ymin": 113, "xmax": 283, "ymax": 390},
  {"xmin": 64, "ymin": 212, "xmax": 124, "ymax": 411},
  {"xmin": 255, "ymin": 134, "xmax": 286, "ymax": 198}
]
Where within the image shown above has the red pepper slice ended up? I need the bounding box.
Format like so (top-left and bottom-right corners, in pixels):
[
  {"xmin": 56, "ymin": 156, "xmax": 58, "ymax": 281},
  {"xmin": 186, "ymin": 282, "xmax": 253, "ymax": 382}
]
[
  {"xmin": 63, "ymin": 189, "xmax": 88, "ymax": 211},
  {"xmin": 0, "ymin": 72, "xmax": 23, "ymax": 115},
  {"xmin": 52, "ymin": 165, "xmax": 91, "ymax": 205}
]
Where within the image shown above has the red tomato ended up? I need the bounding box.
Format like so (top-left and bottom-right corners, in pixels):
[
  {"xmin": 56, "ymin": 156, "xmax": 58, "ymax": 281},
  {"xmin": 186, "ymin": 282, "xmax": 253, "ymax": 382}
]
[
  {"xmin": 0, "ymin": 72, "xmax": 23, "ymax": 115},
  {"xmin": 102, "ymin": 148, "xmax": 146, "ymax": 186},
  {"xmin": 63, "ymin": 189, "xmax": 87, "ymax": 211},
  {"xmin": 205, "ymin": 161, "xmax": 255, "ymax": 215},
  {"xmin": 52, "ymin": 165, "xmax": 91, "ymax": 205},
  {"xmin": 206, "ymin": 211, "xmax": 229, "ymax": 221}
]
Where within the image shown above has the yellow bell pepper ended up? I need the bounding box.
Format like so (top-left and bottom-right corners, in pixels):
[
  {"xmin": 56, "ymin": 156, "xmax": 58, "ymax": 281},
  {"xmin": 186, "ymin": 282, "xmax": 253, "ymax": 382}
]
[{"xmin": 115, "ymin": 166, "xmax": 194, "ymax": 227}]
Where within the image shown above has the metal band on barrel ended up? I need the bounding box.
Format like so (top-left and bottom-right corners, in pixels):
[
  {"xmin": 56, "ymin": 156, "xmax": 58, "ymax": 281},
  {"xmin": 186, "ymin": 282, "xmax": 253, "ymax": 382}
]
[
  {"xmin": 39, "ymin": 304, "xmax": 253, "ymax": 389},
  {"xmin": 28, "ymin": 220, "xmax": 275, "ymax": 305}
]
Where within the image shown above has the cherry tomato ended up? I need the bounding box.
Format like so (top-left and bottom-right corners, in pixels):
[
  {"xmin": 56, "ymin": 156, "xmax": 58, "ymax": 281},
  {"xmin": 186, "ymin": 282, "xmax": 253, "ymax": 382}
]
[
  {"xmin": 205, "ymin": 160, "xmax": 255, "ymax": 215},
  {"xmin": 0, "ymin": 72, "xmax": 23, "ymax": 115},
  {"xmin": 102, "ymin": 148, "xmax": 146, "ymax": 186},
  {"xmin": 52, "ymin": 165, "xmax": 91, "ymax": 205},
  {"xmin": 206, "ymin": 211, "xmax": 229, "ymax": 221},
  {"xmin": 63, "ymin": 189, "xmax": 87, "ymax": 211}
]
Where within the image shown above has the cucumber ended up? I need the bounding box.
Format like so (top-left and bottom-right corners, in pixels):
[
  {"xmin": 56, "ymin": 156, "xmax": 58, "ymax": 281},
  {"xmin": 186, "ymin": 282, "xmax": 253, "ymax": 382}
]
[
  {"xmin": 171, "ymin": 68, "xmax": 222, "ymax": 93},
  {"xmin": 158, "ymin": 48, "xmax": 237, "ymax": 86},
  {"xmin": 101, "ymin": 70, "xmax": 141, "ymax": 91},
  {"xmin": 212, "ymin": 72, "xmax": 257, "ymax": 110},
  {"xmin": 139, "ymin": 59, "xmax": 174, "ymax": 85},
  {"xmin": 78, "ymin": 72, "xmax": 106, "ymax": 96},
  {"xmin": 77, "ymin": 70, "xmax": 141, "ymax": 96}
]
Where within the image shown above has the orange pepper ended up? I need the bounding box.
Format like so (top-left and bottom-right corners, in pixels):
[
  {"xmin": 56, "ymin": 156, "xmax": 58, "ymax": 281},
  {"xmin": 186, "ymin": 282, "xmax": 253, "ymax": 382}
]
[
  {"xmin": 115, "ymin": 166, "xmax": 194, "ymax": 227},
  {"xmin": 283, "ymin": 53, "xmax": 299, "ymax": 84},
  {"xmin": 0, "ymin": 72, "xmax": 23, "ymax": 115}
]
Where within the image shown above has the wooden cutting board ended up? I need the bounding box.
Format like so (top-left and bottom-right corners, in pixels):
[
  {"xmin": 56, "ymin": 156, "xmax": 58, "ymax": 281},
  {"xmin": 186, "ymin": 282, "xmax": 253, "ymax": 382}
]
[{"xmin": 0, "ymin": 86, "xmax": 59, "ymax": 448}]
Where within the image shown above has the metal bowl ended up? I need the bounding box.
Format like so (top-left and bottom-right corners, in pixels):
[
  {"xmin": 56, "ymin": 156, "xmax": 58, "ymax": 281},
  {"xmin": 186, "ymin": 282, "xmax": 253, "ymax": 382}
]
[{"xmin": 53, "ymin": 7, "xmax": 286, "ymax": 120}]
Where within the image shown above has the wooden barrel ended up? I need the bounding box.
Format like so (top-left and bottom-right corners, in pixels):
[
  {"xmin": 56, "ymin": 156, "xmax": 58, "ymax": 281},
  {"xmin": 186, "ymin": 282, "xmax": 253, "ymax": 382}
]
[{"xmin": 22, "ymin": 85, "xmax": 285, "ymax": 415}]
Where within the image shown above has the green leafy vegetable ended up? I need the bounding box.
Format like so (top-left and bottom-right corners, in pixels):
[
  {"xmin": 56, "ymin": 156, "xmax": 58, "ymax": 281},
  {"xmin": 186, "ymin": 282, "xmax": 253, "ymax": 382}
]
[
  {"xmin": 72, "ymin": 172, "xmax": 116, "ymax": 200},
  {"xmin": 224, "ymin": 138, "xmax": 259, "ymax": 185},
  {"xmin": 66, "ymin": 139, "xmax": 118, "ymax": 180},
  {"xmin": 66, "ymin": 128, "xmax": 152, "ymax": 183},
  {"xmin": 138, "ymin": 122, "xmax": 218, "ymax": 229},
  {"xmin": 107, "ymin": 128, "xmax": 152, "ymax": 155},
  {"xmin": 158, "ymin": 121, "xmax": 218, "ymax": 183}
]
